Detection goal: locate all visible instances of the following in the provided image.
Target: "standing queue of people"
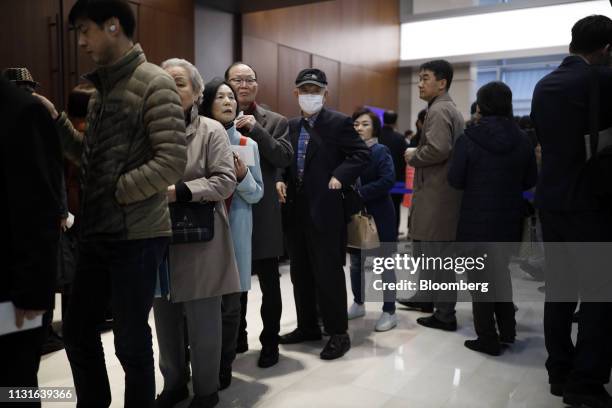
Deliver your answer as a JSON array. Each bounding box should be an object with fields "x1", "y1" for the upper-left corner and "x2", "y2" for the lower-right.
[{"x1": 2, "y1": 1, "x2": 612, "y2": 408}]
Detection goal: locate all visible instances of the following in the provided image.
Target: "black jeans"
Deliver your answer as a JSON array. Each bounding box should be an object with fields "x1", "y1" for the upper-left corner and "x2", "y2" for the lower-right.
[
  {"x1": 238, "y1": 258, "x2": 282, "y2": 348},
  {"x1": 540, "y1": 210, "x2": 612, "y2": 392},
  {"x1": 63, "y1": 238, "x2": 168, "y2": 408},
  {"x1": 0, "y1": 327, "x2": 45, "y2": 407}
]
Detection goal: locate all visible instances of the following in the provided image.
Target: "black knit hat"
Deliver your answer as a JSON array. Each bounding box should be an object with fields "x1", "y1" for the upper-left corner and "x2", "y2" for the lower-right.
[
  {"x1": 3, "y1": 67, "x2": 39, "y2": 90},
  {"x1": 476, "y1": 81, "x2": 513, "y2": 118}
]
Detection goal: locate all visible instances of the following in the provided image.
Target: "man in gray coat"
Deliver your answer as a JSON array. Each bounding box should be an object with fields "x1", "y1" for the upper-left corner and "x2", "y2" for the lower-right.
[
  {"x1": 403, "y1": 60, "x2": 464, "y2": 331},
  {"x1": 225, "y1": 62, "x2": 293, "y2": 368}
]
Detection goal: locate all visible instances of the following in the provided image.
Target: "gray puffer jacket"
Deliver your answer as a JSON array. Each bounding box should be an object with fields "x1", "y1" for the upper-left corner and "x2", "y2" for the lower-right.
[{"x1": 56, "y1": 44, "x2": 187, "y2": 241}]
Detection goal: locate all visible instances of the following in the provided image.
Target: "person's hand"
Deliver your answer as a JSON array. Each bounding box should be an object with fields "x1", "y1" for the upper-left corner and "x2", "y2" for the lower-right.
[
  {"x1": 234, "y1": 153, "x2": 248, "y2": 182},
  {"x1": 328, "y1": 176, "x2": 342, "y2": 190},
  {"x1": 14, "y1": 307, "x2": 45, "y2": 329},
  {"x1": 235, "y1": 115, "x2": 257, "y2": 133},
  {"x1": 404, "y1": 147, "x2": 417, "y2": 163},
  {"x1": 276, "y1": 182, "x2": 287, "y2": 203},
  {"x1": 167, "y1": 185, "x2": 177, "y2": 203},
  {"x1": 32, "y1": 93, "x2": 59, "y2": 120},
  {"x1": 60, "y1": 217, "x2": 68, "y2": 232}
]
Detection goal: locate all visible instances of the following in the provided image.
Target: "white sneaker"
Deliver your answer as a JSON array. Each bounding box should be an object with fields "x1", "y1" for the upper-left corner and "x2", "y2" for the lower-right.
[
  {"x1": 347, "y1": 302, "x2": 366, "y2": 320},
  {"x1": 375, "y1": 312, "x2": 398, "y2": 332}
]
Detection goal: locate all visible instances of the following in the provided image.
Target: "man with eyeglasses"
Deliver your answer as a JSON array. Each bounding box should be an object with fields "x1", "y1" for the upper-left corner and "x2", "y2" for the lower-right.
[{"x1": 224, "y1": 62, "x2": 293, "y2": 369}]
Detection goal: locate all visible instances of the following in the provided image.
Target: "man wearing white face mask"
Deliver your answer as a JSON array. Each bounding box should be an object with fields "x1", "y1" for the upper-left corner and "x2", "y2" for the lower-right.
[{"x1": 276, "y1": 68, "x2": 370, "y2": 360}]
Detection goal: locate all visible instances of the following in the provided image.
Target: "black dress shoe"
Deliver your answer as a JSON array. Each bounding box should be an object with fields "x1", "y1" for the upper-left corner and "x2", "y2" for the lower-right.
[
  {"x1": 258, "y1": 346, "x2": 279, "y2": 368},
  {"x1": 320, "y1": 334, "x2": 351, "y2": 360},
  {"x1": 550, "y1": 383, "x2": 565, "y2": 397},
  {"x1": 279, "y1": 328, "x2": 322, "y2": 344},
  {"x1": 464, "y1": 339, "x2": 502, "y2": 356},
  {"x1": 416, "y1": 315, "x2": 457, "y2": 331},
  {"x1": 156, "y1": 386, "x2": 189, "y2": 408},
  {"x1": 396, "y1": 301, "x2": 434, "y2": 313},
  {"x1": 219, "y1": 366, "x2": 232, "y2": 391},
  {"x1": 188, "y1": 392, "x2": 219, "y2": 408},
  {"x1": 563, "y1": 391, "x2": 612, "y2": 408}
]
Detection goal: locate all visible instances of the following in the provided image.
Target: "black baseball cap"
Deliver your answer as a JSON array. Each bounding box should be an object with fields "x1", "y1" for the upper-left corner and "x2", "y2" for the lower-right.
[{"x1": 295, "y1": 68, "x2": 327, "y2": 87}]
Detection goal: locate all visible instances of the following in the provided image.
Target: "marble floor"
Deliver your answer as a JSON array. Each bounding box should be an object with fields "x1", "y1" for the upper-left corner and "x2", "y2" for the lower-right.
[{"x1": 37, "y1": 209, "x2": 594, "y2": 408}]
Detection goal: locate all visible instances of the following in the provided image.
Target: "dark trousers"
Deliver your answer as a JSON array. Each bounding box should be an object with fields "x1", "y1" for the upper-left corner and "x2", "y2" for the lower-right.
[
  {"x1": 349, "y1": 252, "x2": 396, "y2": 313},
  {"x1": 239, "y1": 258, "x2": 282, "y2": 348},
  {"x1": 540, "y1": 210, "x2": 612, "y2": 392},
  {"x1": 411, "y1": 240, "x2": 457, "y2": 323},
  {"x1": 221, "y1": 292, "x2": 242, "y2": 371},
  {"x1": 469, "y1": 244, "x2": 515, "y2": 343},
  {"x1": 0, "y1": 327, "x2": 45, "y2": 407},
  {"x1": 391, "y1": 194, "x2": 402, "y2": 238},
  {"x1": 63, "y1": 238, "x2": 169, "y2": 408},
  {"x1": 287, "y1": 194, "x2": 347, "y2": 335}
]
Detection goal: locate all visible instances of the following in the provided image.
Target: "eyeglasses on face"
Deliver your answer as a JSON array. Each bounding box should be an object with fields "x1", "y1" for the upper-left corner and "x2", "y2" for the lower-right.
[{"x1": 229, "y1": 77, "x2": 257, "y2": 86}]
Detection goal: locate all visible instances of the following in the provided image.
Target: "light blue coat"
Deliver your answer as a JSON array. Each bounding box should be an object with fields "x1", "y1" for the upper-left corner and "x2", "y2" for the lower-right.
[{"x1": 227, "y1": 125, "x2": 264, "y2": 291}]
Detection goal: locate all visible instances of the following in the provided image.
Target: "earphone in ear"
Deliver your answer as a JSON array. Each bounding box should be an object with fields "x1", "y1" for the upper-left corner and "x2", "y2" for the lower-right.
[{"x1": 109, "y1": 24, "x2": 117, "y2": 32}]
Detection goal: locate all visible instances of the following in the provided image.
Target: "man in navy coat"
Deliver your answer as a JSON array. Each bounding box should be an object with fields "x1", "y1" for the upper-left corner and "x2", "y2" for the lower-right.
[
  {"x1": 531, "y1": 14, "x2": 612, "y2": 408},
  {"x1": 276, "y1": 69, "x2": 370, "y2": 360}
]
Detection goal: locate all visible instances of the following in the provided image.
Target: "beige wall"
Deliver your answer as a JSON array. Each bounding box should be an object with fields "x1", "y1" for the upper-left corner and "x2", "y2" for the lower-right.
[{"x1": 412, "y1": 0, "x2": 476, "y2": 14}]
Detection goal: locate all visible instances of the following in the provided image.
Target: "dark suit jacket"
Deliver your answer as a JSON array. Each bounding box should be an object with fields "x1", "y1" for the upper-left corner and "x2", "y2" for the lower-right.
[
  {"x1": 282, "y1": 108, "x2": 370, "y2": 234},
  {"x1": 531, "y1": 56, "x2": 612, "y2": 211},
  {"x1": 379, "y1": 125, "x2": 408, "y2": 182},
  {"x1": 243, "y1": 104, "x2": 293, "y2": 260},
  {"x1": 0, "y1": 78, "x2": 62, "y2": 309}
]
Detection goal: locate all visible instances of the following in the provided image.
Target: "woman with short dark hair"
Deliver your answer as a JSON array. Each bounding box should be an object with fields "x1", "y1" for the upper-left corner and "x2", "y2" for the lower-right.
[{"x1": 348, "y1": 108, "x2": 398, "y2": 332}]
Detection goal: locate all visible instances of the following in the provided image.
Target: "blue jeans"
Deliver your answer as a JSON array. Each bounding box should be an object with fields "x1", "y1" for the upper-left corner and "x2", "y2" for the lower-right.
[
  {"x1": 349, "y1": 252, "x2": 396, "y2": 314},
  {"x1": 63, "y1": 237, "x2": 169, "y2": 408}
]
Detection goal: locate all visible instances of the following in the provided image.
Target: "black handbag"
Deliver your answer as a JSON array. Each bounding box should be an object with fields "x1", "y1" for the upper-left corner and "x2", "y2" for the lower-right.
[{"x1": 169, "y1": 201, "x2": 215, "y2": 244}]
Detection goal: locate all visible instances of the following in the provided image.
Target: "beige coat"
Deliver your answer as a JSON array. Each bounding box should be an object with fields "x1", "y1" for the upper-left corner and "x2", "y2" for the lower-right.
[
  {"x1": 408, "y1": 93, "x2": 465, "y2": 241},
  {"x1": 168, "y1": 114, "x2": 240, "y2": 302}
]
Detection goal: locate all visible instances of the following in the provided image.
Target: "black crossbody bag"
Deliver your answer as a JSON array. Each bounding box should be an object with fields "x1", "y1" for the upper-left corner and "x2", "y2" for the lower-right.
[{"x1": 169, "y1": 201, "x2": 215, "y2": 244}]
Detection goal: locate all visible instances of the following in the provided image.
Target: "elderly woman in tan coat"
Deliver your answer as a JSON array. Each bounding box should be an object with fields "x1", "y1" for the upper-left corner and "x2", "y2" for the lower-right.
[{"x1": 153, "y1": 58, "x2": 240, "y2": 408}]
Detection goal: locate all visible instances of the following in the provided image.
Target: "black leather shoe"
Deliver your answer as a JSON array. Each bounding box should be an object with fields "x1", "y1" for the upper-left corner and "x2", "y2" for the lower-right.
[
  {"x1": 219, "y1": 366, "x2": 232, "y2": 391},
  {"x1": 258, "y1": 346, "x2": 279, "y2": 368},
  {"x1": 550, "y1": 383, "x2": 565, "y2": 397},
  {"x1": 156, "y1": 386, "x2": 189, "y2": 408},
  {"x1": 396, "y1": 301, "x2": 434, "y2": 313},
  {"x1": 279, "y1": 328, "x2": 322, "y2": 344},
  {"x1": 464, "y1": 339, "x2": 501, "y2": 356},
  {"x1": 563, "y1": 391, "x2": 612, "y2": 408},
  {"x1": 320, "y1": 334, "x2": 351, "y2": 360},
  {"x1": 416, "y1": 315, "x2": 457, "y2": 331},
  {"x1": 188, "y1": 392, "x2": 219, "y2": 408}
]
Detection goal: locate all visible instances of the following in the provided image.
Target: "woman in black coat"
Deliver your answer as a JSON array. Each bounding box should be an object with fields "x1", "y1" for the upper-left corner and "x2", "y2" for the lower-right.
[
  {"x1": 348, "y1": 108, "x2": 398, "y2": 332},
  {"x1": 448, "y1": 81, "x2": 537, "y2": 356}
]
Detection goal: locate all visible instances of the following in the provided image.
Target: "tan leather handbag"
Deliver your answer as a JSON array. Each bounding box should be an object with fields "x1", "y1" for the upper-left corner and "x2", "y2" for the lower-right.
[{"x1": 347, "y1": 210, "x2": 380, "y2": 249}]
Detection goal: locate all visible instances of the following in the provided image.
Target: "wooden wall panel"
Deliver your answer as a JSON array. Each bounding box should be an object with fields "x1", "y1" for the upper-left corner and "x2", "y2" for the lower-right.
[
  {"x1": 242, "y1": 0, "x2": 399, "y2": 113},
  {"x1": 277, "y1": 46, "x2": 311, "y2": 118},
  {"x1": 138, "y1": 4, "x2": 194, "y2": 65},
  {"x1": 0, "y1": 0, "x2": 63, "y2": 105},
  {"x1": 312, "y1": 55, "x2": 339, "y2": 111},
  {"x1": 242, "y1": 36, "x2": 279, "y2": 111}
]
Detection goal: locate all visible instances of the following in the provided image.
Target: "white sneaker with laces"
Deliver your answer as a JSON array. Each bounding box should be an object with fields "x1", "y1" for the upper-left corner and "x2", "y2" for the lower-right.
[
  {"x1": 375, "y1": 312, "x2": 398, "y2": 332},
  {"x1": 347, "y1": 302, "x2": 366, "y2": 320}
]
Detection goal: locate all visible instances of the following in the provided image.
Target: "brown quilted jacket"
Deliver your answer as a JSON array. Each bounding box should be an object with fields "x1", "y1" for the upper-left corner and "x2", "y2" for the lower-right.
[{"x1": 56, "y1": 44, "x2": 187, "y2": 241}]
